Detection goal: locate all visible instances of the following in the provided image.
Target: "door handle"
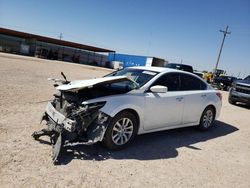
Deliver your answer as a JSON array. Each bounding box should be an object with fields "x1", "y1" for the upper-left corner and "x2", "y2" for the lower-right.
[
  {"x1": 176, "y1": 97, "x2": 183, "y2": 101},
  {"x1": 201, "y1": 94, "x2": 207, "y2": 98}
]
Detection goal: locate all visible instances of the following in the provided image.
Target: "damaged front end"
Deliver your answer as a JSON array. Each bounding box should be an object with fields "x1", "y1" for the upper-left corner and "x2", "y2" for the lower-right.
[
  {"x1": 32, "y1": 74, "x2": 136, "y2": 164},
  {"x1": 33, "y1": 97, "x2": 110, "y2": 163}
]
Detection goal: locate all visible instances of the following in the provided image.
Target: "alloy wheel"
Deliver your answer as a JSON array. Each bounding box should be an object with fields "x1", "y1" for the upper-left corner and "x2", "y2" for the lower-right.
[
  {"x1": 202, "y1": 109, "x2": 213, "y2": 128},
  {"x1": 111, "y1": 118, "x2": 134, "y2": 145}
]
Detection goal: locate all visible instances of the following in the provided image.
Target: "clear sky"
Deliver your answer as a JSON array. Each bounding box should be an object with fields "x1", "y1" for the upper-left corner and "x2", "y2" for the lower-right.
[{"x1": 1, "y1": 0, "x2": 249, "y2": 77}]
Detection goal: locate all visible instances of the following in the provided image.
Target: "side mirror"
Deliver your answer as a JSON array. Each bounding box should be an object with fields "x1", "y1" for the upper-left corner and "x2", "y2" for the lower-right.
[{"x1": 150, "y1": 85, "x2": 168, "y2": 93}]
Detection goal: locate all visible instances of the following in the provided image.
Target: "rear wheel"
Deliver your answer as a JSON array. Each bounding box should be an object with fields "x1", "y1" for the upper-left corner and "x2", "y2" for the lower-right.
[
  {"x1": 102, "y1": 111, "x2": 138, "y2": 150},
  {"x1": 199, "y1": 106, "x2": 215, "y2": 130}
]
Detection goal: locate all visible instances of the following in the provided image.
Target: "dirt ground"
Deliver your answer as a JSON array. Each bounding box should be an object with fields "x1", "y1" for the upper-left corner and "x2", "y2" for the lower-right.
[{"x1": 0, "y1": 52, "x2": 249, "y2": 188}]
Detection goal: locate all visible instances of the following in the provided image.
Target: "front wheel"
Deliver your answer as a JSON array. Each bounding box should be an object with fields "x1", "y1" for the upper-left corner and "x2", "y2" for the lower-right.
[
  {"x1": 199, "y1": 106, "x2": 215, "y2": 130},
  {"x1": 102, "y1": 111, "x2": 138, "y2": 150}
]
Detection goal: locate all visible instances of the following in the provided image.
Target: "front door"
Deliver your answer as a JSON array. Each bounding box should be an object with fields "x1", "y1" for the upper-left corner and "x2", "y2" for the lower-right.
[{"x1": 143, "y1": 73, "x2": 184, "y2": 131}]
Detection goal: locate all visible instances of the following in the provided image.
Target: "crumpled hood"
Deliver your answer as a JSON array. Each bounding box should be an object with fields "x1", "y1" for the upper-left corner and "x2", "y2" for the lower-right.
[{"x1": 57, "y1": 76, "x2": 129, "y2": 91}]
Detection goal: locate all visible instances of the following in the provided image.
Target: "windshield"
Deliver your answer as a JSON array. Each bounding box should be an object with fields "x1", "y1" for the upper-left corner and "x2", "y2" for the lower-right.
[
  {"x1": 165, "y1": 64, "x2": 179, "y2": 69},
  {"x1": 105, "y1": 68, "x2": 159, "y2": 87},
  {"x1": 244, "y1": 75, "x2": 250, "y2": 81}
]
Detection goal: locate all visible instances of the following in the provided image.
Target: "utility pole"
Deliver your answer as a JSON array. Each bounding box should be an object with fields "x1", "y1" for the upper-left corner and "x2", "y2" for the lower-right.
[
  {"x1": 58, "y1": 33, "x2": 63, "y2": 60},
  {"x1": 58, "y1": 33, "x2": 63, "y2": 40},
  {"x1": 214, "y1": 26, "x2": 231, "y2": 77}
]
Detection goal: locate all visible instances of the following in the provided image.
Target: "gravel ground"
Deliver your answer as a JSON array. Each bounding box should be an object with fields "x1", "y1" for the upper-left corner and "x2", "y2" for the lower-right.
[{"x1": 0, "y1": 52, "x2": 249, "y2": 188}]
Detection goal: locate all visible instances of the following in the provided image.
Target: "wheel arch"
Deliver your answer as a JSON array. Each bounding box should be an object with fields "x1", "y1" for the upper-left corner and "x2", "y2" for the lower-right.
[
  {"x1": 113, "y1": 108, "x2": 140, "y2": 134},
  {"x1": 203, "y1": 104, "x2": 216, "y2": 119}
]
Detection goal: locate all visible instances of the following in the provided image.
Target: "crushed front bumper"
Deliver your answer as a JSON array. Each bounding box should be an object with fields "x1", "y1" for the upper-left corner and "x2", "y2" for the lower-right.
[
  {"x1": 32, "y1": 102, "x2": 110, "y2": 164},
  {"x1": 45, "y1": 102, "x2": 76, "y2": 132}
]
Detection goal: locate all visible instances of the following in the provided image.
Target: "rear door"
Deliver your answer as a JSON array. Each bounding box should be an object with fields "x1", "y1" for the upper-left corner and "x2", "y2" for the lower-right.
[{"x1": 179, "y1": 73, "x2": 209, "y2": 124}]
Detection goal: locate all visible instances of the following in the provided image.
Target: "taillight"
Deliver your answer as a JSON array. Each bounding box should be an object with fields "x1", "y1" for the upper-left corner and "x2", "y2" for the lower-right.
[{"x1": 216, "y1": 92, "x2": 222, "y2": 101}]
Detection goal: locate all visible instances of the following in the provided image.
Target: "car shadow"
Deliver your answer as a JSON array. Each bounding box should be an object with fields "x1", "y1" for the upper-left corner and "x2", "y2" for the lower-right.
[{"x1": 57, "y1": 120, "x2": 238, "y2": 165}]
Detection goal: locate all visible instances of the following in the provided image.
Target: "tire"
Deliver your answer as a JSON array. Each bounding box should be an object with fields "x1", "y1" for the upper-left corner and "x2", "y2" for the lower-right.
[
  {"x1": 228, "y1": 96, "x2": 236, "y2": 105},
  {"x1": 102, "y1": 111, "x2": 138, "y2": 150},
  {"x1": 199, "y1": 106, "x2": 215, "y2": 130}
]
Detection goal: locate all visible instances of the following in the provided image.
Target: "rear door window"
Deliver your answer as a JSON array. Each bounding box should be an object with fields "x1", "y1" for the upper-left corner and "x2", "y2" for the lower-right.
[{"x1": 180, "y1": 74, "x2": 207, "y2": 91}]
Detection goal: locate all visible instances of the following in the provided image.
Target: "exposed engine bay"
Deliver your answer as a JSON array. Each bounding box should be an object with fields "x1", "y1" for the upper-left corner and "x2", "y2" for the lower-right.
[{"x1": 32, "y1": 72, "x2": 136, "y2": 164}]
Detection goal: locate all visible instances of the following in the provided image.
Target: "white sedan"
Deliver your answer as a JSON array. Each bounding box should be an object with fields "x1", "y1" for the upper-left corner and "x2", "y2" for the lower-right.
[
  {"x1": 33, "y1": 66, "x2": 222, "y2": 162},
  {"x1": 88, "y1": 66, "x2": 222, "y2": 148}
]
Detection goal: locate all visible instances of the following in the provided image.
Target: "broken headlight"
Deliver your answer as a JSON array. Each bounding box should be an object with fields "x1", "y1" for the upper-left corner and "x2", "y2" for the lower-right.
[
  {"x1": 82, "y1": 101, "x2": 109, "y2": 124},
  {"x1": 82, "y1": 101, "x2": 106, "y2": 110},
  {"x1": 97, "y1": 112, "x2": 109, "y2": 124}
]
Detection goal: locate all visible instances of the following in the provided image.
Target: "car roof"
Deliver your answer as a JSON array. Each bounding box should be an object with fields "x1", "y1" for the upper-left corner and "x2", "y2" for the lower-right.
[
  {"x1": 128, "y1": 66, "x2": 207, "y2": 83},
  {"x1": 167, "y1": 63, "x2": 192, "y2": 67},
  {"x1": 128, "y1": 66, "x2": 180, "y2": 73},
  {"x1": 128, "y1": 66, "x2": 192, "y2": 74}
]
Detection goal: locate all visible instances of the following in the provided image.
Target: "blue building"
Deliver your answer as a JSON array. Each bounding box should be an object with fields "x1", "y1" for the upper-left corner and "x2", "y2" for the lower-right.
[{"x1": 108, "y1": 53, "x2": 167, "y2": 69}]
